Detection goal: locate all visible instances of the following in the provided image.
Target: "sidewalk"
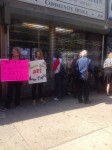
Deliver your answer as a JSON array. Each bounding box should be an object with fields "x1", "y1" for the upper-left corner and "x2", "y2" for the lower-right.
[{"x1": 0, "y1": 93, "x2": 112, "y2": 150}]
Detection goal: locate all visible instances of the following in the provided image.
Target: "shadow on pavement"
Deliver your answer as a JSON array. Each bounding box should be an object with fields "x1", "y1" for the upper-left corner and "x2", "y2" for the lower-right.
[{"x1": 0, "y1": 92, "x2": 112, "y2": 126}]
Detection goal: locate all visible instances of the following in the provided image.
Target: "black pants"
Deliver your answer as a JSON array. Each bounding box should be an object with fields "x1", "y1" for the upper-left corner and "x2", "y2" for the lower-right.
[
  {"x1": 77, "y1": 79, "x2": 90, "y2": 103},
  {"x1": 55, "y1": 73, "x2": 63, "y2": 99},
  {"x1": 32, "y1": 83, "x2": 43, "y2": 99},
  {"x1": 66, "y1": 74, "x2": 73, "y2": 94},
  {"x1": 5, "y1": 82, "x2": 22, "y2": 108},
  {"x1": 72, "y1": 77, "x2": 79, "y2": 97}
]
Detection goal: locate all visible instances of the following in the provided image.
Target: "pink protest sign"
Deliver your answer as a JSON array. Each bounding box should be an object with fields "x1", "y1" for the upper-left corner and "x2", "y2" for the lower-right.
[{"x1": 1, "y1": 60, "x2": 29, "y2": 82}]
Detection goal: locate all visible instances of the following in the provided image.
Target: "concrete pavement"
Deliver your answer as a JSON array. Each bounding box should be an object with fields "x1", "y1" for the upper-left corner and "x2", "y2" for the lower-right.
[{"x1": 0, "y1": 93, "x2": 112, "y2": 150}]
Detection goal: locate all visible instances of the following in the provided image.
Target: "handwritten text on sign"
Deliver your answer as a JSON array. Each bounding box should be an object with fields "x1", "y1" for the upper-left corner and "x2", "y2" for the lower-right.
[
  {"x1": 29, "y1": 60, "x2": 47, "y2": 84},
  {"x1": 1, "y1": 60, "x2": 29, "y2": 82}
]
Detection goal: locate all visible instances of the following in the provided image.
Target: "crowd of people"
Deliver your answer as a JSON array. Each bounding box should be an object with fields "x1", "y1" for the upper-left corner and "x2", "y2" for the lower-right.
[
  {"x1": 53, "y1": 50, "x2": 112, "y2": 103},
  {"x1": 1, "y1": 47, "x2": 112, "y2": 111},
  {"x1": 53, "y1": 50, "x2": 93, "y2": 104}
]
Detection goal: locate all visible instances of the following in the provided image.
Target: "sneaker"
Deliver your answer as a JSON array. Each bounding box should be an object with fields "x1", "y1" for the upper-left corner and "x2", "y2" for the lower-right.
[
  {"x1": 40, "y1": 99, "x2": 46, "y2": 103},
  {"x1": 1, "y1": 107, "x2": 7, "y2": 112},
  {"x1": 1, "y1": 105, "x2": 11, "y2": 111},
  {"x1": 54, "y1": 97, "x2": 60, "y2": 101},
  {"x1": 32, "y1": 100, "x2": 36, "y2": 105}
]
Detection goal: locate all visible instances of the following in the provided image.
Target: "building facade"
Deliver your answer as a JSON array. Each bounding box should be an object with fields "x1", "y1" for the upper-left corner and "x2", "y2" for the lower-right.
[{"x1": 0, "y1": 0, "x2": 111, "y2": 99}]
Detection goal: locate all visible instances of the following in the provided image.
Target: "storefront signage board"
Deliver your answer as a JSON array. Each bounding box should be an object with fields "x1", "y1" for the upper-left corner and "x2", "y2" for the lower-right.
[
  {"x1": 1, "y1": 60, "x2": 29, "y2": 82},
  {"x1": 18, "y1": 0, "x2": 105, "y2": 20},
  {"x1": 29, "y1": 60, "x2": 47, "y2": 84},
  {"x1": 108, "y1": 0, "x2": 112, "y2": 19}
]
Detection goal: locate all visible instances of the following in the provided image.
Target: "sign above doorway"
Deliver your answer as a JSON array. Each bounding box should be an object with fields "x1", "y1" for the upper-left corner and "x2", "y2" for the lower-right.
[{"x1": 18, "y1": 0, "x2": 105, "y2": 20}]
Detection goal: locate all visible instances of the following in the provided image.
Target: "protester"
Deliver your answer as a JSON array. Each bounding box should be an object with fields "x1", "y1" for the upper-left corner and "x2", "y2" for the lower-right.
[
  {"x1": 76, "y1": 50, "x2": 93, "y2": 104},
  {"x1": 3, "y1": 47, "x2": 23, "y2": 110},
  {"x1": 103, "y1": 52, "x2": 112, "y2": 96},
  {"x1": 32, "y1": 49, "x2": 46, "y2": 105},
  {"x1": 53, "y1": 51, "x2": 65, "y2": 101}
]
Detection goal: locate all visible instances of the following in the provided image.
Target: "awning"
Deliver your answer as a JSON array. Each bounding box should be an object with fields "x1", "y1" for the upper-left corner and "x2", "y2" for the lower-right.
[{"x1": 3, "y1": 1, "x2": 110, "y2": 34}]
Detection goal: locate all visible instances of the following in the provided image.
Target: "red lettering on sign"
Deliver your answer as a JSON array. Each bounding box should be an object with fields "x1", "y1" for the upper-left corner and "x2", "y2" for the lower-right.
[
  {"x1": 33, "y1": 69, "x2": 42, "y2": 74},
  {"x1": 33, "y1": 70, "x2": 36, "y2": 74}
]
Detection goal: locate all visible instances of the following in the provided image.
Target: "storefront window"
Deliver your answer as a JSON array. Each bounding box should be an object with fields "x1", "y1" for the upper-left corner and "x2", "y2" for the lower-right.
[
  {"x1": 56, "y1": 30, "x2": 84, "y2": 65},
  {"x1": 85, "y1": 33, "x2": 102, "y2": 66},
  {"x1": 9, "y1": 24, "x2": 102, "y2": 66},
  {"x1": 8, "y1": 24, "x2": 49, "y2": 60},
  {"x1": 106, "y1": 31, "x2": 112, "y2": 59},
  {"x1": 56, "y1": 29, "x2": 102, "y2": 66}
]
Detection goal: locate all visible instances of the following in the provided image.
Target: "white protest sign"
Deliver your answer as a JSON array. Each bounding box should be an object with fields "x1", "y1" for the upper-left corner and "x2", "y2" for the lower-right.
[{"x1": 29, "y1": 60, "x2": 47, "y2": 84}]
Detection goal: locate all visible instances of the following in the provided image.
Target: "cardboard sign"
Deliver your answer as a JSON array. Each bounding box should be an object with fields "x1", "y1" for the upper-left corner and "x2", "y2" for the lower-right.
[
  {"x1": 1, "y1": 60, "x2": 29, "y2": 82},
  {"x1": 29, "y1": 60, "x2": 47, "y2": 84}
]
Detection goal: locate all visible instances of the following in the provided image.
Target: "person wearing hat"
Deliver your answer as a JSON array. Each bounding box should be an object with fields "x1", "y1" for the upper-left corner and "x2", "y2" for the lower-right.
[{"x1": 76, "y1": 50, "x2": 93, "y2": 104}]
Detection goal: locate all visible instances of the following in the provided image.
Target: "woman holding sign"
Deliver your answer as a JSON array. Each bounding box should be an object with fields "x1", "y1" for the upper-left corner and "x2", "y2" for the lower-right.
[
  {"x1": 32, "y1": 49, "x2": 46, "y2": 105},
  {"x1": 2, "y1": 47, "x2": 23, "y2": 110}
]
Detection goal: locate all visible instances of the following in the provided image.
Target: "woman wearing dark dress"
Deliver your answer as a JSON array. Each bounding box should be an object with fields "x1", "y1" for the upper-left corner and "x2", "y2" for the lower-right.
[
  {"x1": 3, "y1": 47, "x2": 23, "y2": 110},
  {"x1": 32, "y1": 49, "x2": 46, "y2": 105},
  {"x1": 103, "y1": 52, "x2": 112, "y2": 96}
]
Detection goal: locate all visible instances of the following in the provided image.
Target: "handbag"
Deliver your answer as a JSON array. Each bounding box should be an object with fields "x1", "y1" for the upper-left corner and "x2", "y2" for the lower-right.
[
  {"x1": 82, "y1": 59, "x2": 89, "y2": 81},
  {"x1": 82, "y1": 70, "x2": 89, "y2": 81}
]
